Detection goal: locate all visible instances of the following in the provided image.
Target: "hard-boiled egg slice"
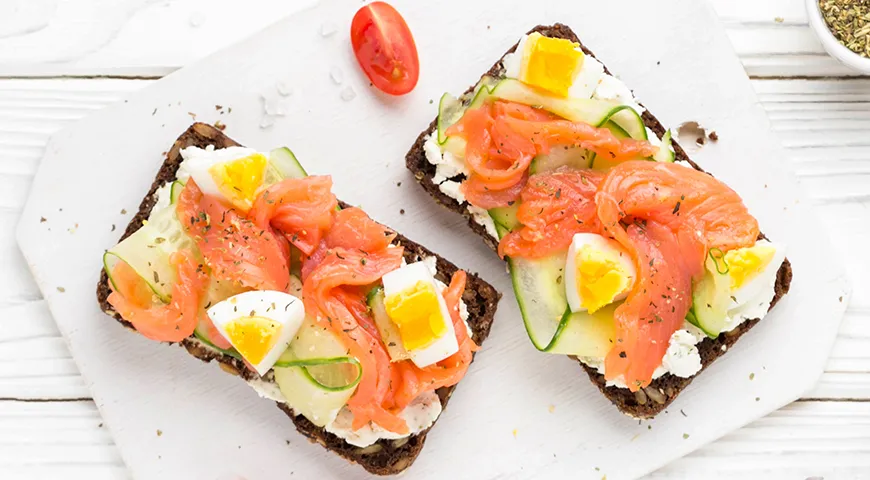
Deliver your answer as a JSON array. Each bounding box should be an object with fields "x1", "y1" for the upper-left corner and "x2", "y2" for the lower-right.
[
  {"x1": 207, "y1": 290, "x2": 305, "y2": 376},
  {"x1": 565, "y1": 233, "x2": 636, "y2": 313},
  {"x1": 381, "y1": 262, "x2": 458, "y2": 368},
  {"x1": 726, "y1": 241, "x2": 787, "y2": 313},
  {"x1": 179, "y1": 146, "x2": 269, "y2": 213},
  {"x1": 503, "y1": 33, "x2": 603, "y2": 100}
]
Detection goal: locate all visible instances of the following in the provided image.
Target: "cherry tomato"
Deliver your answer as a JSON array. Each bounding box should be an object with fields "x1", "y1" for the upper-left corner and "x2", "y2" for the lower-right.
[{"x1": 350, "y1": 2, "x2": 420, "y2": 96}]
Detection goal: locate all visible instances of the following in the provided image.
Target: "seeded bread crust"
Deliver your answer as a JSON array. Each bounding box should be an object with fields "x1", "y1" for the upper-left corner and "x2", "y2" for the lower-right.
[
  {"x1": 404, "y1": 24, "x2": 792, "y2": 419},
  {"x1": 96, "y1": 123, "x2": 501, "y2": 475}
]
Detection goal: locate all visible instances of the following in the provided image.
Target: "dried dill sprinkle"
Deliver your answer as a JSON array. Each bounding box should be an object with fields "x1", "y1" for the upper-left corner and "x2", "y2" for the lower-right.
[{"x1": 820, "y1": 0, "x2": 870, "y2": 57}]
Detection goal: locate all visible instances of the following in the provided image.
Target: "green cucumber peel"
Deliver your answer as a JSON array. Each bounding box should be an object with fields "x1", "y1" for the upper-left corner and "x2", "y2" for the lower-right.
[
  {"x1": 274, "y1": 355, "x2": 363, "y2": 392},
  {"x1": 269, "y1": 147, "x2": 307, "y2": 179},
  {"x1": 488, "y1": 205, "x2": 520, "y2": 232},
  {"x1": 193, "y1": 329, "x2": 362, "y2": 393},
  {"x1": 652, "y1": 130, "x2": 676, "y2": 163},
  {"x1": 170, "y1": 180, "x2": 186, "y2": 205},
  {"x1": 365, "y1": 286, "x2": 382, "y2": 306},
  {"x1": 597, "y1": 106, "x2": 647, "y2": 140},
  {"x1": 193, "y1": 328, "x2": 240, "y2": 358},
  {"x1": 102, "y1": 251, "x2": 171, "y2": 304},
  {"x1": 708, "y1": 248, "x2": 730, "y2": 275},
  {"x1": 467, "y1": 76, "x2": 499, "y2": 110},
  {"x1": 437, "y1": 77, "x2": 499, "y2": 145},
  {"x1": 684, "y1": 308, "x2": 717, "y2": 339},
  {"x1": 508, "y1": 255, "x2": 571, "y2": 353},
  {"x1": 437, "y1": 93, "x2": 464, "y2": 145}
]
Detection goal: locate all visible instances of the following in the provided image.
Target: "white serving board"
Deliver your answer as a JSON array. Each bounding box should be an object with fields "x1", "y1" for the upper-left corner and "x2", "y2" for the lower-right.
[{"x1": 16, "y1": 0, "x2": 850, "y2": 479}]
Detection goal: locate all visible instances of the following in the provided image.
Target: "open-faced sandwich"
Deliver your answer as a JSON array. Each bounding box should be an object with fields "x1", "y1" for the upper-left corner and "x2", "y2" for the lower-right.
[
  {"x1": 406, "y1": 24, "x2": 792, "y2": 418},
  {"x1": 96, "y1": 123, "x2": 499, "y2": 474}
]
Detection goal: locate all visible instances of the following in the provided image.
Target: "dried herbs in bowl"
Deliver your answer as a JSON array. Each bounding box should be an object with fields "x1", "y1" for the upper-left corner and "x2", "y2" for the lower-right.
[{"x1": 820, "y1": 0, "x2": 870, "y2": 58}]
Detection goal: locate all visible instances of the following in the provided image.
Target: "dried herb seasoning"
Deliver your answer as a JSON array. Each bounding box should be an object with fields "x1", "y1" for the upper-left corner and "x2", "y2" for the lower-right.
[{"x1": 820, "y1": 0, "x2": 870, "y2": 57}]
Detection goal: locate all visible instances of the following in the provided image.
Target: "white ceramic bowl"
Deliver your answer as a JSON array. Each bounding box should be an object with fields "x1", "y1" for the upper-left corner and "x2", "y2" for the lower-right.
[{"x1": 807, "y1": 0, "x2": 870, "y2": 73}]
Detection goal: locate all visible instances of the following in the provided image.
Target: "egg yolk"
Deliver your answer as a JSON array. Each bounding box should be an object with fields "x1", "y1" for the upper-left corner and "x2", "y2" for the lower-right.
[
  {"x1": 223, "y1": 316, "x2": 281, "y2": 365},
  {"x1": 208, "y1": 153, "x2": 268, "y2": 212},
  {"x1": 576, "y1": 245, "x2": 632, "y2": 313},
  {"x1": 520, "y1": 32, "x2": 584, "y2": 98},
  {"x1": 384, "y1": 281, "x2": 448, "y2": 351},
  {"x1": 724, "y1": 245, "x2": 776, "y2": 290}
]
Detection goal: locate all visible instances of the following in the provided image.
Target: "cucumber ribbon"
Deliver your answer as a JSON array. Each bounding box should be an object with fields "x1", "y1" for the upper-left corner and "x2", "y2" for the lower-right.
[{"x1": 193, "y1": 329, "x2": 362, "y2": 392}]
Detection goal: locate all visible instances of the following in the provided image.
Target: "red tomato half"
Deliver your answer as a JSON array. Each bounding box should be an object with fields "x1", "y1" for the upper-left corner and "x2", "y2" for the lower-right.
[{"x1": 350, "y1": 2, "x2": 419, "y2": 96}]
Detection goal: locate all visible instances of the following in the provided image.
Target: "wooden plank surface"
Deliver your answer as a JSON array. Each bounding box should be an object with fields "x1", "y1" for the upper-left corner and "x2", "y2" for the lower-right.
[{"x1": 1, "y1": 0, "x2": 868, "y2": 477}]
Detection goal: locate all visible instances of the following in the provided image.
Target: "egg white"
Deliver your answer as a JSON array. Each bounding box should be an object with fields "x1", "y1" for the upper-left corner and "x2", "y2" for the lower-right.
[
  {"x1": 207, "y1": 290, "x2": 305, "y2": 376},
  {"x1": 565, "y1": 233, "x2": 636, "y2": 313},
  {"x1": 721, "y1": 241, "x2": 787, "y2": 332},
  {"x1": 178, "y1": 145, "x2": 259, "y2": 199},
  {"x1": 381, "y1": 262, "x2": 459, "y2": 368}
]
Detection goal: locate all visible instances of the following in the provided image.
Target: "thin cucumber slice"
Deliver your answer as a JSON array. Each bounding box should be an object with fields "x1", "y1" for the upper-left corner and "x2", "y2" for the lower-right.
[
  {"x1": 437, "y1": 77, "x2": 498, "y2": 147},
  {"x1": 103, "y1": 204, "x2": 196, "y2": 303},
  {"x1": 605, "y1": 107, "x2": 647, "y2": 141},
  {"x1": 273, "y1": 360, "x2": 357, "y2": 427},
  {"x1": 269, "y1": 147, "x2": 307, "y2": 179},
  {"x1": 283, "y1": 317, "x2": 360, "y2": 391},
  {"x1": 274, "y1": 354, "x2": 362, "y2": 392},
  {"x1": 653, "y1": 130, "x2": 676, "y2": 163},
  {"x1": 367, "y1": 287, "x2": 411, "y2": 362},
  {"x1": 604, "y1": 120, "x2": 631, "y2": 139},
  {"x1": 488, "y1": 79, "x2": 625, "y2": 127},
  {"x1": 192, "y1": 278, "x2": 248, "y2": 351},
  {"x1": 488, "y1": 205, "x2": 520, "y2": 231},
  {"x1": 488, "y1": 78, "x2": 647, "y2": 140},
  {"x1": 442, "y1": 136, "x2": 467, "y2": 159},
  {"x1": 193, "y1": 328, "x2": 240, "y2": 358},
  {"x1": 273, "y1": 318, "x2": 361, "y2": 426},
  {"x1": 529, "y1": 146, "x2": 591, "y2": 174},
  {"x1": 170, "y1": 180, "x2": 185, "y2": 204},
  {"x1": 467, "y1": 76, "x2": 499, "y2": 110},
  {"x1": 494, "y1": 222, "x2": 510, "y2": 241},
  {"x1": 507, "y1": 251, "x2": 616, "y2": 356},
  {"x1": 691, "y1": 249, "x2": 732, "y2": 338},
  {"x1": 437, "y1": 93, "x2": 465, "y2": 144}
]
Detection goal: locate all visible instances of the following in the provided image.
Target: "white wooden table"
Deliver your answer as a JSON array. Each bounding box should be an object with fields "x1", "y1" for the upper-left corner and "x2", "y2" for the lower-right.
[{"x1": 1, "y1": 0, "x2": 868, "y2": 478}]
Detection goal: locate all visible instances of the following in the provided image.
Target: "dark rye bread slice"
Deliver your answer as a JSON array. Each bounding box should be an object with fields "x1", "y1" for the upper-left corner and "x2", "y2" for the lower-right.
[
  {"x1": 405, "y1": 24, "x2": 792, "y2": 419},
  {"x1": 96, "y1": 123, "x2": 500, "y2": 474}
]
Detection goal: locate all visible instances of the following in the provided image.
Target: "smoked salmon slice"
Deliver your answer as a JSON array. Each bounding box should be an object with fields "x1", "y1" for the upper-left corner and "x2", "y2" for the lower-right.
[
  {"x1": 325, "y1": 207, "x2": 396, "y2": 252},
  {"x1": 249, "y1": 176, "x2": 339, "y2": 256},
  {"x1": 107, "y1": 249, "x2": 208, "y2": 342},
  {"x1": 446, "y1": 100, "x2": 658, "y2": 208},
  {"x1": 595, "y1": 161, "x2": 759, "y2": 390},
  {"x1": 302, "y1": 207, "x2": 477, "y2": 434},
  {"x1": 601, "y1": 221, "x2": 701, "y2": 390},
  {"x1": 177, "y1": 181, "x2": 291, "y2": 292},
  {"x1": 303, "y1": 246, "x2": 409, "y2": 433},
  {"x1": 596, "y1": 161, "x2": 760, "y2": 254},
  {"x1": 499, "y1": 168, "x2": 604, "y2": 259}
]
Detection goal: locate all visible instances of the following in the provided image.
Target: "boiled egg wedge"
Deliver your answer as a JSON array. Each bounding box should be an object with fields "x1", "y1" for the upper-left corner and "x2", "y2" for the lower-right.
[
  {"x1": 207, "y1": 290, "x2": 305, "y2": 376},
  {"x1": 502, "y1": 32, "x2": 605, "y2": 99},
  {"x1": 180, "y1": 146, "x2": 274, "y2": 213},
  {"x1": 381, "y1": 262, "x2": 459, "y2": 368},
  {"x1": 723, "y1": 241, "x2": 787, "y2": 324},
  {"x1": 565, "y1": 233, "x2": 637, "y2": 314}
]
